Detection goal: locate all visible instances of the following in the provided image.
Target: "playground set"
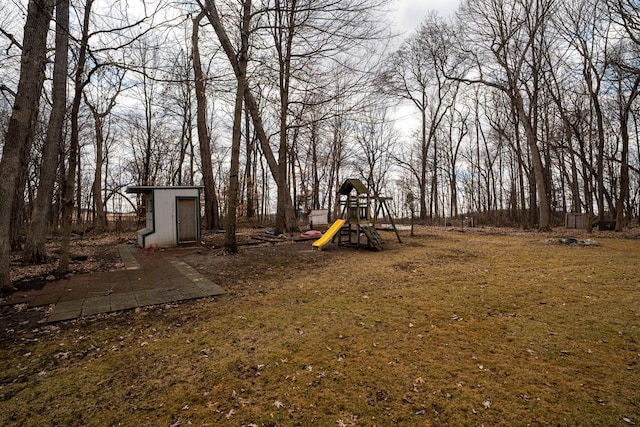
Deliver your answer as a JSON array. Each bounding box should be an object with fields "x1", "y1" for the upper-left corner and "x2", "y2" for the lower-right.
[{"x1": 312, "y1": 179, "x2": 401, "y2": 251}]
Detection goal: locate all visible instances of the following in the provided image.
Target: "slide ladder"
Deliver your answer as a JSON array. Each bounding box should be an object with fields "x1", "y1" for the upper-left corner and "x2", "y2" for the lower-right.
[{"x1": 360, "y1": 225, "x2": 385, "y2": 251}]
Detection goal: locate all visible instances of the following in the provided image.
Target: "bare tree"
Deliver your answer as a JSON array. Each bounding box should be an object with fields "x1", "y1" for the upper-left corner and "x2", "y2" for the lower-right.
[
  {"x1": 608, "y1": 0, "x2": 640, "y2": 229},
  {"x1": 380, "y1": 12, "x2": 460, "y2": 220},
  {"x1": 58, "y1": 0, "x2": 94, "y2": 273},
  {"x1": 555, "y1": 0, "x2": 611, "y2": 224},
  {"x1": 200, "y1": 0, "x2": 291, "y2": 236},
  {"x1": 59, "y1": 0, "x2": 153, "y2": 268},
  {"x1": 192, "y1": 12, "x2": 221, "y2": 230},
  {"x1": 0, "y1": 0, "x2": 53, "y2": 289},
  {"x1": 243, "y1": 104, "x2": 257, "y2": 219},
  {"x1": 608, "y1": 0, "x2": 640, "y2": 48},
  {"x1": 441, "y1": 101, "x2": 470, "y2": 219},
  {"x1": 456, "y1": 0, "x2": 555, "y2": 230},
  {"x1": 379, "y1": 27, "x2": 434, "y2": 220},
  {"x1": 609, "y1": 45, "x2": 640, "y2": 230},
  {"x1": 22, "y1": 0, "x2": 68, "y2": 263},
  {"x1": 202, "y1": 0, "x2": 387, "y2": 235},
  {"x1": 352, "y1": 101, "x2": 397, "y2": 197},
  {"x1": 225, "y1": 0, "x2": 251, "y2": 252},
  {"x1": 83, "y1": 67, "x2": 124, "y2": 231}
]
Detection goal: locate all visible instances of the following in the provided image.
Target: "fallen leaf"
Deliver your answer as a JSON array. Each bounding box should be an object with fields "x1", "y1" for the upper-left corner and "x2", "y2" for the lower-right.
[{"x1": 274, "y1": 400, "x2": 284, "y2": 409}]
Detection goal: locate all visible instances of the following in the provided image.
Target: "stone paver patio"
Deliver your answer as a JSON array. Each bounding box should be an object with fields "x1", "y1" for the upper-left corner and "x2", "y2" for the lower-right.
[{"x1": 1, "y1": 245, "x2": 225, "y2": 323}]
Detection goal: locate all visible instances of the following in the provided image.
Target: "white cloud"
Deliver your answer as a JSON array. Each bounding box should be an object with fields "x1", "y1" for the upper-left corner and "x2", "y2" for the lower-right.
[{"x1": 393, "y1": 0, "x2": 461, "y2": 35}]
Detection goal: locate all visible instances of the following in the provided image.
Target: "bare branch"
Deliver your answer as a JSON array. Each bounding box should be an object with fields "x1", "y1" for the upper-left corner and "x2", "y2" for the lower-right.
[
  {"x1": 0, "y1": 83, "x2": 17, "y2": 98},
  {"x1": 0, "y1": 27, "x2": 23, "y2": 52}
]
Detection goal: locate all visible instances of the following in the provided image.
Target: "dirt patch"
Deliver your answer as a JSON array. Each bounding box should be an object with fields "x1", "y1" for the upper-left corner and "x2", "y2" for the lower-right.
[
  {"x1": 182, "y1": 239, "x2": 336, "y2": 299},
  {"x1": 1, "y1": 232, "x2": 133, "y2": 335},
  {"x1": 7, "y1": 232, "x2": 130, "y2": 289}
]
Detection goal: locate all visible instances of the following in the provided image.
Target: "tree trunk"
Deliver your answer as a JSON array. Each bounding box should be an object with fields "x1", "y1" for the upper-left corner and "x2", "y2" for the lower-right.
[
  {"x1": 245, "y1": 105, "x2": 255, "y2": 219},
  {"x1": 275, "y1": 94, "x2": 289, "y2": 233},
  {"x1": 142, "y1": 64, "x2": 154, "y2": 186},
  {"x1": 224, "y1": 0, "x2": 251, "y2": 253},
  {"x1": 514, "y1": 93, "x2": 551, "y2": 231},
  {"x1": 615, "y1": 113, "x2": 629, "y2": 232},
  {"x1": 431, "y1": 135, "x2": 438, "y2": 220},
  {"x1": 419, "y1": 107, "x2": 428, "y2": 220},
  {"x1": 569, "y1": 139, "x2": 581, "y2": 213},
  {"x1": 10, "y1": 168, "x2": 28, "y2": 250},
  {"x1": 23, "y1": 0, "x2": 69, "y2": 264},
  {"x1": 591, "y1": 87, "x2": 606, "y2": 222},
  {"x1": 203, "y1": 0, "x2": 298, "y2": 233},
  {"x1": 58, "y1": 0, "x2": 93, "y2": 273},
  {"x1": 84, "y1": 76, "x2": 122, "y2": 231},
  {"x1": 192, "y1": 11, "x2": 220, "y2": 230},
  {"x1": 311, "y1": 120, "x2": 320, "y2": 210},
  {"x1": 0, "y1": 0, "x2": 53, "y2": 289},
  {"x1": 91, "y1": 113, "x2": 107, "y2": 231},
  {"x1": 615, "y1": 76, "x2": 640, "y2": 231},
  {"x1": 75, "y1": 144, "x2": 83, "y2": 224},
  {"x1": 273, "y1": 0, "x2": 298, "y2": 235}
]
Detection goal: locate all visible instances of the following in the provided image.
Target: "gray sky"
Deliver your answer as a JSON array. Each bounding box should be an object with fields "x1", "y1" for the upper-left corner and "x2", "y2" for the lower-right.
[
  {"x1": 388, "y1": 1, "x2": 463, "y2": 138},
  {"x1": 393, "y1": 0, "x2": 462, "y2": 34}
]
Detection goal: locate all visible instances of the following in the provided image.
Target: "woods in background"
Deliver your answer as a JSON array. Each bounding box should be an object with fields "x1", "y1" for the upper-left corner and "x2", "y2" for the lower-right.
[{"x1": 0, "y1": 0, "x2": 639, "y2": 288}]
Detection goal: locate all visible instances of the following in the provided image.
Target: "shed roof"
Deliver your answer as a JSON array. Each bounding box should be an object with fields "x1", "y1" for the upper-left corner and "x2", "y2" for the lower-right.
[
  {"x1": 126, "y1": 185, "x2": 203, "y2": 194},
  {"x1": 338, "y1": 179, "x2": 369, "y2": 195}
]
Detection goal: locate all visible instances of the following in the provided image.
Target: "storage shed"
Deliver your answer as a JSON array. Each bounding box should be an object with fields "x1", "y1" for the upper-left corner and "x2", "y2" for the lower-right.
[
  {"x1": 126, "y1": 186, "x2": 202, "y2": 248},
  {"x1": 309, "y1": 209, "x2": 329, "y2": 230},
  {"x1": 566, "y1": 212, "x2": 591, "y2": 230}
]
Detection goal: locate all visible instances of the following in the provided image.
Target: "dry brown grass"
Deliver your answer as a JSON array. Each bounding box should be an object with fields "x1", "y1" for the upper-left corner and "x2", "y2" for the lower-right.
[{"x1": 1, "y1": 227, "x2": 639, "y2": 426}]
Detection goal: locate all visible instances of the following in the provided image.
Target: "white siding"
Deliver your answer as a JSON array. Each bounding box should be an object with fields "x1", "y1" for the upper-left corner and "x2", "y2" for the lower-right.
[{"x1": 138, "y1": 188, "x2": 200, "y2": 248}]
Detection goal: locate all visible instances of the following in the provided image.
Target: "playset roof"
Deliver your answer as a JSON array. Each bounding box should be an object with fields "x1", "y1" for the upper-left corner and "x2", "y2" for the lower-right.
[{"x1": 338, "y1": 179, "x2": 369, "y2": 195}]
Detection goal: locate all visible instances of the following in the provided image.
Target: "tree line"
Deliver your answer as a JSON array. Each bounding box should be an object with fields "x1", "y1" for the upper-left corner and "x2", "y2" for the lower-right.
[{"x1": 0, "y1": 0, "x2": 638, "y2": 289}]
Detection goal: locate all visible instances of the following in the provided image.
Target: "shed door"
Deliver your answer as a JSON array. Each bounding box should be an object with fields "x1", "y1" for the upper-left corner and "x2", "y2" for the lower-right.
[{"x1": 177, "y1": 198, "x2": 197, "y2": 243}]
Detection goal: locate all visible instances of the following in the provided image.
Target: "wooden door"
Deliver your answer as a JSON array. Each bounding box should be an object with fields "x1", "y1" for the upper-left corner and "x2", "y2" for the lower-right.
[{"x1": 177, "y1": 198, "x2": 197, "y2": 243}]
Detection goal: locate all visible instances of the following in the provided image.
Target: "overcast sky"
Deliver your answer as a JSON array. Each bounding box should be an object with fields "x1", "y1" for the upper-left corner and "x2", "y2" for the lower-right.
[{"x1": 393, "y1": 0, "x2": 462, "y2": 35}]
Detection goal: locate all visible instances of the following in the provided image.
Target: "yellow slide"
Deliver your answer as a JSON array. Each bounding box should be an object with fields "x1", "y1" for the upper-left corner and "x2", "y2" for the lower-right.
[{"x1": 312, "y1": 219, "x2": 346, "y2": 250}]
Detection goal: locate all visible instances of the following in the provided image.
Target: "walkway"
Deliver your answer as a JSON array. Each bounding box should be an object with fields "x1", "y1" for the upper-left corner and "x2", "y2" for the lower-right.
[{"x1": 1, "y1": 245, "x2": 225, "y2": 323}]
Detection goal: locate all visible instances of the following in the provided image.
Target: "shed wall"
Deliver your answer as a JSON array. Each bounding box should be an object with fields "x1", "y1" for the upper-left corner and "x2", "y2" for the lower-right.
[{"x1": 142, "y1": 188, "x2": 200, "y2": 248}]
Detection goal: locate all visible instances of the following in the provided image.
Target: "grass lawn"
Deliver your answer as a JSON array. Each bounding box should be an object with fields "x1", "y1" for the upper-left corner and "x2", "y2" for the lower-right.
[{"x1": 1, "y1": 227, "x2": 639, "y2": 426}]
